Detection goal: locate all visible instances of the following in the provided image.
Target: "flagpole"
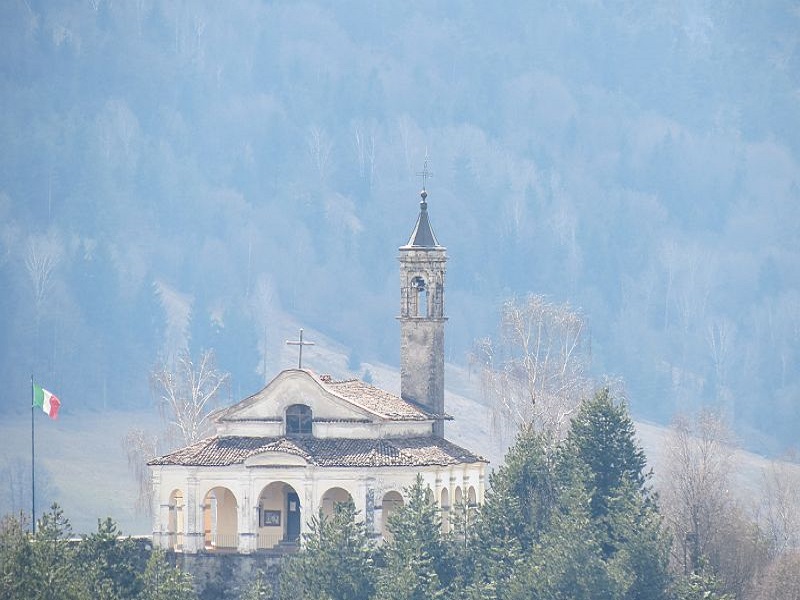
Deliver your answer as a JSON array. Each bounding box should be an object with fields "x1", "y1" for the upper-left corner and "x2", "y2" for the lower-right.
[{"x1": 31, "y1": 375, "x2": 35, "y2": 535}]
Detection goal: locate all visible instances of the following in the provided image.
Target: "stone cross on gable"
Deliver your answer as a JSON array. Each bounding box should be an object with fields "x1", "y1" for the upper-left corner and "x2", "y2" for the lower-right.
[{"x1": 286, "y1": 328, "x2": 315, "y2": 369}]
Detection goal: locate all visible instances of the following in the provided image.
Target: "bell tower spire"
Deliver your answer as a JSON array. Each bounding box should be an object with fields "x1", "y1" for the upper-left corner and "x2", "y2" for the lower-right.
[{"x1": 399, "y1": 181, "x2": 447, "y2": 437}]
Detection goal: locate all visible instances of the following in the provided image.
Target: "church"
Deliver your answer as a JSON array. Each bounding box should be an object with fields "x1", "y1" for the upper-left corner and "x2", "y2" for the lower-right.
[{"x1": 148, "y1": 187, "x2": 488, "y2": 554}]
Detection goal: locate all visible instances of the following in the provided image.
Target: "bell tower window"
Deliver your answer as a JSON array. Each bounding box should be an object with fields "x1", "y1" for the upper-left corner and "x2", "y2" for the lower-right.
[
  {"x1": 285, "y1": 404, "x2": 312, "y2": 436},
  {"x1": 411, "y1": 276, "x2": 427, "y2": 317}
]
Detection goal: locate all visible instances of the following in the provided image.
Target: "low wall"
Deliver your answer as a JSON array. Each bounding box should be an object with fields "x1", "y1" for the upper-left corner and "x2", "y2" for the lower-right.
[{"x1": 172, "y1": 552, "x2": 284, "y2": 600}]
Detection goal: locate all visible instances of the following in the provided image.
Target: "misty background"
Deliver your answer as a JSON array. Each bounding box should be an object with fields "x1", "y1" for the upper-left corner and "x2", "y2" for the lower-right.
[{"x1": 1, "y1": 0, "x2": 798, "y2": 454}]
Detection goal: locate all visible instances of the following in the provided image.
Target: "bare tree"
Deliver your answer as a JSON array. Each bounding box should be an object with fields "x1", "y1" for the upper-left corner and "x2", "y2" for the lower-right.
[
  {"x1": 152, "y1": 349, "x2": 229, "y2": 447},
  {"x1": 759, "y1": 452, "x2": 800, "y2": 556},
  {"x1": 307, "y1": 126, "x2": 334, "y2": 184},
  {"x1": 25, "y1": 231, "x2": 62, "y2": 313},
  {"x1": 122, "y1": 429, "x2": 158, "y2": 516},
  {"x1": 707, "y1": 318, "x2": 737, "y2": 416},
  {"x1": 753, "y1": 550, "x2": 800, "y2": 600},
  {"x1": 124, "y1": 349, "x2": 229, "y2": 516},
  {"x1": 353, "y1": 121, "x2": 377, "y2": 191},
  {"x1": 660, "y1": 410, "x2": 736, "y2": 574},
  {"x1": 472, "y1": 294, "x2": 592, "y2": 444}
]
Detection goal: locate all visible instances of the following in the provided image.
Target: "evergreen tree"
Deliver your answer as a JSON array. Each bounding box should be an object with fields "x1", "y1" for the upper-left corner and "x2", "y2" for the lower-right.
[
  {"x1": 566, "y1": 389, "x2": 648, "y2": 525},
  {"x1": 139, "y1": 547, "x2": 197, "y2": 600},
  {"x1": 565, "y1": 389, "x2": 671, "y2": 600},
  {"x1": 279, "y1": 499, "x2": 375, "y2": 600},
  {"x1": 240, "y1": 569, "x2": 273, "y2": 600},
  {"x1": 375, "y1": 474, "x2": 447, "y2": 600},
  {"x1": 77, "y1": 518, "x2": 145, "y2": 600},
  {"x1": 28, "y1": 504, "x2": 89, "y2": 600},
  {"x1": 504, "y1": 471, "x2": 630, "y2": 600},
  {"x1": 469, "y1": 427, "x2": 558, "y2": 597},
  {"x1": 0, "y1": 513, "x2": 35, "y2": 600},
  {"x1": 443, "y1": 499, "x2": 481, "y2": 599},
  {"x1": 671, "y1": 561, "x2": 734, "y2": 600}
]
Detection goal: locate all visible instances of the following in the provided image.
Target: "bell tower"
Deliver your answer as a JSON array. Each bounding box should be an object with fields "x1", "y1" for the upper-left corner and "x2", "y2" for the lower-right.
[{"x1": 399, "y1": 187, "x2": 447, "y2": 437}]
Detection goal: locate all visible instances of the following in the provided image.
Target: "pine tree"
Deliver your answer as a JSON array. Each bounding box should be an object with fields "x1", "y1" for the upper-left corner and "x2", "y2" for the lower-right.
[
  {"x1": 0, "y1": 513, "x2": 35, "y2": 600},
  {"x1": 375, "y1": 474, "x2": 447, "y2": 600},
  {"x1": 468, "y1": 427, "x2": 561, "y2": 598},
  {"x1": 140, "y1": 547, "x2": 197, "y2": 600},
  {"x1": 279, "y1": 499, "x2": 375, "y2": 600},
  {"x1": 77, "y1": 518, "x2": 145, "y2": 600},
  {"x1": 29, "y1": 504, "x2": 88, "y2": 600},
  {"x1": 240, "y1": 569, "x2": 273, "y2": 600},
  {"x1": 565, "y1": 389, "x2": 671, "y2": 600}
]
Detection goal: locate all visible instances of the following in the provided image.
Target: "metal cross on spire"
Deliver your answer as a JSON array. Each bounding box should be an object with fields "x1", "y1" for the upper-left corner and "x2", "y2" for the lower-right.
[
  {"x1": 415, "y1": 153, "x2": 434, "y2": 192},
  {"x1": 286, "y1": 328, "x2": 315, "y2": 369}
]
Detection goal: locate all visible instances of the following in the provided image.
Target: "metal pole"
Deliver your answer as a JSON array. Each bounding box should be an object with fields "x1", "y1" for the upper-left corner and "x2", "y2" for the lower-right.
[{"x1": 31, "y1": 375, "x2": 35, "y2": 534}]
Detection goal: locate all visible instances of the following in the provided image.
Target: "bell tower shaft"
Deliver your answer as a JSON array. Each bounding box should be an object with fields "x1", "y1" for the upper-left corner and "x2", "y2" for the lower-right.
[{"x1": 398, "y1": 191, "x2": 447, "y2": 437}]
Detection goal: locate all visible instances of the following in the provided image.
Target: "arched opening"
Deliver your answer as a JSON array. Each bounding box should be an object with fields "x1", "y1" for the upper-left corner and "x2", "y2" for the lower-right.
[
  {"x1": 257, "y1": 481, "x2": 301, "y2": 550},
  {"x1": 202, "y1": 487, "x2": 238, "y2": 550},
  {"x1": 468, "y1": 485, "x2": 478, "y2": 522},
  {"x1": 168, "y1": 489, "x2": 184, "y2": 551},
  {"x1": 411, "y1": 276, "x2": 427, "y2": 317},
  {"x1": 320, "y1": 487, "x2": 353, "y2": 519},
  {"x1": 381, "y1": 490, "x2": 404, "y2": 540},
  {"x1": 285, "y1": 404, "x2": 313, "y2": 436},
  {"x1": 440, "y1": 487, "x2": 450, "y2": 534},
  {"x1": 454, "y1": 486, "x2": 463, "y2": 507}
]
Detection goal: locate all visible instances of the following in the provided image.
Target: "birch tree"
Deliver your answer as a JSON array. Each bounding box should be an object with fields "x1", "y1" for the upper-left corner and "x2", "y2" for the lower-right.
[
  {"x1": 660, "y1": 410, "x2": 736, "y2": 573},
  {"x1": 473, "y1": 294, "x2": 592, "y2": 444},
  {"x1": 25, "y1": 231, "x2": 62, "y2": 314},
  {"x1": 759, "y1": 453, "x2": 800, "y2": 556},
  {"x1": 152, "y1": 349, "x2": 229, "y2": 446}
]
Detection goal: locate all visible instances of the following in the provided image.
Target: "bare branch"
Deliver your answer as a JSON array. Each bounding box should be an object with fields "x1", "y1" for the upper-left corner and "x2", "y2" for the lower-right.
[
  {"x1": 151, "y1": 349, "x2": 229, "y2": 446},
  {"x1": 475, "y1": 294, "x2": 592, "y2": 446}
]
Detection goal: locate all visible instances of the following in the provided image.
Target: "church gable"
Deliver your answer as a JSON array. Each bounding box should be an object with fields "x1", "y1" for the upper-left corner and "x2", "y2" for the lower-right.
[
  {"x1": 213, "y1": 369, "x2": 437, "y2": 438},
  {"x1": 217, "y1": 369, "x2": 378, "y2": 424}
]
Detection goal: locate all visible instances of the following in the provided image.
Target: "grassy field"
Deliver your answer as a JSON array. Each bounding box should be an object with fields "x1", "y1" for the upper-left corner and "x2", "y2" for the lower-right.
[{"x1": 0, "y1": 408, "x2": 159, "y2": 534}]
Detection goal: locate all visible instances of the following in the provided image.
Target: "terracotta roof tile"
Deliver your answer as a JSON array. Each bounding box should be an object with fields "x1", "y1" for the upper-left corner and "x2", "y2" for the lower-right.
[
  {"x1": 148, "y1": 436, "x2": 485, "y2": 468},
  {"x1": 322, "y1": 378, "x2": 449, "y2": 421}
]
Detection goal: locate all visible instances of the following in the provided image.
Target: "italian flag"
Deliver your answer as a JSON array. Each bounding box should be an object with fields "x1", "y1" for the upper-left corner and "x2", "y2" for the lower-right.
[{"x1": 33, "y1": 383, "x2": 61, "y2": 419}]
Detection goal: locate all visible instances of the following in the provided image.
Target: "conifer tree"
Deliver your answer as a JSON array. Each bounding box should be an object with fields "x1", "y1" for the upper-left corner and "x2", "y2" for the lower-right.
[
  {"x1": 469, "y1": 427, "x2": 560, "y2": 597},
  {"x1": 375, "y1": 474, "x2": 447, "y2": 600},
  {"x1": 77, "y1": 518, "x2": 145, "y2": 600},
  {"x1": 565, "y1": 389, "x2": 671, "y2": 600},
  {"x1": 240, "y1": 569, "x2": 273, "y2": 600},
  {"x1": 140, "y1": 547, "x2": 197, "y2": 600},
  {"x1": 28, "y1": 504, "x2": 88, "y2": 600},
  {"x1": 279, "y1": 499, "x2": 374, "y2": 600},
  {"x1": 0, "y1": 513, "x2": 35, "y2": 600}
]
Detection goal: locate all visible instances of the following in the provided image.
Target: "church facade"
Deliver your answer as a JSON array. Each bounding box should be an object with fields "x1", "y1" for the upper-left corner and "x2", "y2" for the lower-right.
[{"x1": 148, "y1": 189, "x2": 487, "y2": 554}]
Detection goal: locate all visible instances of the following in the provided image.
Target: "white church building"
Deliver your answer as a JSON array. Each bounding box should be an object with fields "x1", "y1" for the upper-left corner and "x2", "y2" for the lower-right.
[{"x1": 148, "y1": 187, "x2": 488, "y2": 554}]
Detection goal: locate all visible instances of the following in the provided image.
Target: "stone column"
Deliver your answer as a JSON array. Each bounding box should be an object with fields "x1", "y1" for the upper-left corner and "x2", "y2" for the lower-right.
[
  {"x1": 150, "y1": 471, "x2": 163, "y2": 547},
  {"x1": 238, "y1": 484, "x2": 256, "y2": 554},
  {"x1": 183, "y1": 475, "x2": 203, "y2": 553},
  {"x1": 364, "y1": 477, "x2": 376, "y2": 535}
]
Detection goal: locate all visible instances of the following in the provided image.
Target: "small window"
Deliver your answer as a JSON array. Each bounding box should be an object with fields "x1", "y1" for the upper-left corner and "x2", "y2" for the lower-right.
[{"x1": 285, "y1": 404, "x2": 312, "y2": 436}]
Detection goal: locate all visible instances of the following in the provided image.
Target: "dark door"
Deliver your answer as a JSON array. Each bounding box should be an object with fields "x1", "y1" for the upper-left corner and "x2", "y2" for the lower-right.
[{"x1": 286, "y1": 492, "x2": 301, "y2": 541}]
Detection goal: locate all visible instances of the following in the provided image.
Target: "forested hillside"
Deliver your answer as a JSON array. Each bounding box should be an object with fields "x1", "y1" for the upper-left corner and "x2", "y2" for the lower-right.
[{"x1": 1, "y1": 1, "x2": 798, "y2": 451}]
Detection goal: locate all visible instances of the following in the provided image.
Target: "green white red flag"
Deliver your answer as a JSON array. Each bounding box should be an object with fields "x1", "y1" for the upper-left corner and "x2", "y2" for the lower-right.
[{"x1": 33, "y1": 383, "x2": 60, "y2": 419}]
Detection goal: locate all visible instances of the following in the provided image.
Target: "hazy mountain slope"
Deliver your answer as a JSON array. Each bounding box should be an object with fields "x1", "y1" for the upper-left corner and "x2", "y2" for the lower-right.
[{"x1": 0, "y1": 1, "x2": 797, "y2": 455}]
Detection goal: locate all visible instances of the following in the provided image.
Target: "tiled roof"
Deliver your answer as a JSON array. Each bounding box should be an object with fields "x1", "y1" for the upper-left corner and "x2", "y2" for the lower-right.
[
  {"x1": 148, "y1": 435, "x2": 485, "y2": 468},
  {"x1": 321, "y1": 378, "x2": 450, "y2": 421}
]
